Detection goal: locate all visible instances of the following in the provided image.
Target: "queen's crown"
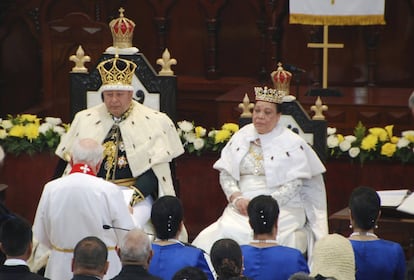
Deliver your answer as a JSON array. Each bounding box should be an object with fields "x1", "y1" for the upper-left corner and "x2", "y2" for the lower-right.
[
  {"x1": 109, "y1": 7, "x2": 135, "y2": 48},
  {"x1": 254, "y1": 86, "x2": 285, "y2": 104}
]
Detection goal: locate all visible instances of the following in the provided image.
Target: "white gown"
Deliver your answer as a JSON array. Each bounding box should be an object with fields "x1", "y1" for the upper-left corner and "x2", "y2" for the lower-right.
[
  {"x1": 33, "y1": 172, "x2": 136, "y2": 280},
  {"x1": 192, "y1": 123, "x2": 328, "y2": 258}
]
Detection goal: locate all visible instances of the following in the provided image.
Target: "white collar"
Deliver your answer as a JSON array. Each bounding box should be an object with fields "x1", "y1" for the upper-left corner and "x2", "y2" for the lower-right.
[{"x1": 4, "y1": 259, "x2": 28, "y2": 266}]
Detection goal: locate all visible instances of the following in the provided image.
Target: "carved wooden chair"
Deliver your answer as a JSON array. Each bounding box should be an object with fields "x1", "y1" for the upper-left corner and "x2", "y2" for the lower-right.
[{"x1": 69, "y1": 48, "x2": 178, "y2": 122}]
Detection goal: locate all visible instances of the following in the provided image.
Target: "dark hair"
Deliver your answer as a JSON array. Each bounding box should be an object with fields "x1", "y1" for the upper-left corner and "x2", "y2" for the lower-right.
[
  {"x1": 348, "y1": 186, "x2": 380, "y2": 230},
  {"x1": 0, "y1": 216, "x2": 32, "y2": 256},
  {"x1": 247, "y1": 195, "x2": 279, "y2": 234},
  {"x1": 151, "y1": 195, "x2": 183, "y2": 239},
  {"x1": 289, "y1": 272, "x2": 316, "y2": 280},
  {"x1": 73, "y1": 236, "x2": 108, "y2": 270},
  {"x1": 210, "y1": 239, "x2": 243, "y2": 280},
  {"x1": 172, "y1": 266, "x2": 208, "y2": 280}
]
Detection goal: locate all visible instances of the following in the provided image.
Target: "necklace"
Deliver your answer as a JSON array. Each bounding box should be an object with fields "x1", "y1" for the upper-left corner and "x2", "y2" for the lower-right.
[
  {"x1": 350, "y1": 232, "x2": 378, "y2": 238},
  {"x1": 154, "y1": 238, "x2": 184, "y2": 246},
  {"x1": 251, "y1": 239, "x2": 278, "y2": 244},
  {"x1": 248, "y1": 144, "x2": 264, "y2": 175}
]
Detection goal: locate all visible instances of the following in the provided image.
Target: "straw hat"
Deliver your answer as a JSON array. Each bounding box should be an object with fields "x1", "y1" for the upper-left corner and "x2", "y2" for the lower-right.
[{"x1": 310, "y1": 234, "x2": 355, "y2": 280}]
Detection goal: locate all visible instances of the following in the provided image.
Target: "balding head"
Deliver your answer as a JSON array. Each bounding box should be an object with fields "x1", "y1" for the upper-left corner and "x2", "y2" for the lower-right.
[
  {"x1": 72, "y1": 236, "x2": 108, "y2": 277},
  {"x1": 118, "y1": 228, "x2": 152, "y2": 267}
]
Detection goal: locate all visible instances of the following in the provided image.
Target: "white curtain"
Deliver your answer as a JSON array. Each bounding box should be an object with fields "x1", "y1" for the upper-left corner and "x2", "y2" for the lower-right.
[{"x1": 289, "y1": 0, "x2": 386, "y2": 26}]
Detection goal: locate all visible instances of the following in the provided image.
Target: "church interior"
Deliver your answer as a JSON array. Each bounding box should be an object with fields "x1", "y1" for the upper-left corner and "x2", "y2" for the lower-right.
[{"x1": 1, "y1": 0, "x2": 414, "y2": 260}]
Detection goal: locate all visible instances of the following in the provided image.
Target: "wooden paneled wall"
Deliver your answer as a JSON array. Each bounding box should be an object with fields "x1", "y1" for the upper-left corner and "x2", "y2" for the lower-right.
[{"x1": 1, "y1": 0, "x2": 414, "y2": 132}]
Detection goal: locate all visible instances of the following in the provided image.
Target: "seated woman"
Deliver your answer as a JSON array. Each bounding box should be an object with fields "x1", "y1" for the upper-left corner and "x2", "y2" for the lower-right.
[
  {"x1": 348, "y1": 186, "x2": 406, "y2": 280},
  {"x1": 241, "y1": 195, "x2": 309, "y2": 280},
  {"x1": 148, "y1": 196, "x2": 213, "y2": 280},
  {"x1": 210, "y1": 238, "x2": 251, "y2": 280},
  {"x1": 192, "y1": 83, "x2": 328, "y2": 257}
]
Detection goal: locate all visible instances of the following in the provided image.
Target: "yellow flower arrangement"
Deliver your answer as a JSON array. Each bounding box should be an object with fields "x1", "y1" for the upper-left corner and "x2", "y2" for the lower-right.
[
  {"x1": 0, "y1": 114, "x2": 69, "y2": 156},
  {"x1": 327, "y1": 122, "x2": 414, "y2": 164},
  {"x1": 177, "y1": 121, "x2": 239, "y2": 155}
]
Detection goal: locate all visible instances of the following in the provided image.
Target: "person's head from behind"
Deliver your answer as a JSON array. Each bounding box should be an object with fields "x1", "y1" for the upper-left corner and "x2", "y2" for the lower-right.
[
  {"x1": 151, "y1": 195, "x2": 183, "y2": 240},
  {"x1": 70, "y1": 138, "x2": 104, "y2": 173},
  {"x1": 0, "y1": 216, "x2": 32, "y2": 259},
  {"x1": 288, "y1": 272, "x2": 316, "y2": 280},
  {"x1": 409, "y1": 91, "x2": 414, "y2": 117},
  {"x1": 117, "y1": 228, "x2": 152, "y2": 268},
  {"x1": 248, "y1": 195, "x2": 279, "y2": 236},
  {"x1": 348, "y1": 186, "x2": 380, "y2": 231},
  {"x1": 172, "y1": 266, "x2": 208, "y2": 280},
  {"x1": 72, "y1": 236, "x2": 108, "y2": 277},
  {"x1": 310, "y1": 234, "x2": 355, "y2": 280},
  {"x1": 210, "y1": 238, "x2": 243, "y2": 280},
  {"x1": 0, "y1": 145, "x2": 4, "y2": 166}
]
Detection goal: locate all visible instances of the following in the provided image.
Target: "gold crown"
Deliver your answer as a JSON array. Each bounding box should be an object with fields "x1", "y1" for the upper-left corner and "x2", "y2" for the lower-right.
[
  {"x1": 109, "y1": 7, "x2": 135, "y2": 48},
  {"x1": 270, "y1": 62, "x2": 292, "y2": 96},
  {"x1": 96, "y1": 54, "x2": 137, "y2": 90},
  {"x1": 254, "y1": 86, "x2": 285, "y2": 104}
]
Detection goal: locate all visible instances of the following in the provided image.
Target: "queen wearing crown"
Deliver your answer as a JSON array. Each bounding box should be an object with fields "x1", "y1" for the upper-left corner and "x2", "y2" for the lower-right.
[{"x1": 192, "y1": 65, "x2": 328, "y2": 261}]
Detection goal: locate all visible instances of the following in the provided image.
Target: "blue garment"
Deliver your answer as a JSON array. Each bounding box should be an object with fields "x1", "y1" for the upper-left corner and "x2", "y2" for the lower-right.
[
  {"x1": 241, "y1": 245, "x2": 309, "y2": 280},
  {"x1": 149, "y1": 243, "x2": 213, "y2": 280},
  {"x1": 350, "y1": 239, "x2": 406, "y2": 280}
]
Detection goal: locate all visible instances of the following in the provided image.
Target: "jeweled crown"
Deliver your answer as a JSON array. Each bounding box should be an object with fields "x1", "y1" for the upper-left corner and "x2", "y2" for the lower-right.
[
  {"x1": 96, "y1": 54, "x2": 137, "y2": 90},
  {"x1": 109, "y1": 7, "x2": 135, "y2": 48},
  {"x1": 254, "y1": 86, "x2": 285, "y2": 104},
  {"x1": 270, "y1": 62, "x2": 292, "y2": 96}
]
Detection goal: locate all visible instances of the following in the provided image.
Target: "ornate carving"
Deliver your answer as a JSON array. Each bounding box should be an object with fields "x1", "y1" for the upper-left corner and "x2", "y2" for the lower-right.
[
  {"x1": 157, "y1": 48, "x2": 177, "y2": 76},
  {"x1": 311, "y1": 96, "x2": 328, "y2": 120},
  {"x1": 69, "y1": 45, "x2": 91, "y2": 73},
  {"x1": 238, "y1": 93, "x2": 254, "y2": 118},
  {"x1": 199, "y1": 0, "x2": 228, "y2": 79}
]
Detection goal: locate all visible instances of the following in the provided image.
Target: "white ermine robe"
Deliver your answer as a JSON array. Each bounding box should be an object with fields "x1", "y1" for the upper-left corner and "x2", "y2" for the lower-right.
[{"x1": 192, "y1": 123, "x2": 328, "y2": 258}]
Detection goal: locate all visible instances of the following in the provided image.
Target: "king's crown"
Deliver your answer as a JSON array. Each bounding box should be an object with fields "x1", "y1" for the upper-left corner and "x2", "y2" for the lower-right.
[
  {"x1": 109, "y1": 7, "x2": 135, "y2": 49},
  {"x1": 254, "y1": 86, "x2": 285, "y2": 104},
  {"x1": 96, "y1": 54, "x2": 137, "y2": 89}
]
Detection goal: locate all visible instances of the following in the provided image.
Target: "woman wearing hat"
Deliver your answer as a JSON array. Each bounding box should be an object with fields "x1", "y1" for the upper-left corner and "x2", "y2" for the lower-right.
[
  {"x1": 348, "y1": 186, "x2": 405, "y2": 280},
  {"x1": 310, "y1": 233, "x2": 355, "y2": 280},
  {"x1": 241, "y1": 195, "x2": 309, "y2": 280},
  {"x1": 192, "y1": 71, "x2": 328, "y2": 259}
]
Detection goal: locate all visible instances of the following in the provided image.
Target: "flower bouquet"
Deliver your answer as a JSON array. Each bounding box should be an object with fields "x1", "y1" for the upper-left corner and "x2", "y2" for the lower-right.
[
  {"x1": 177, "y1": 120, "x2": 239, "y2": 156},
  {"x1": 327, "y1": 121, "x2": 414, "y2": 164},
  {"x1": 0, "y1": 114, "x2": 68, "y2": 156}
]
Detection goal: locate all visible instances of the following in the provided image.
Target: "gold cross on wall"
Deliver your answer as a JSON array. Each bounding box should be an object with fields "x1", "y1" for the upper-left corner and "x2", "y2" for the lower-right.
[
  {"x1": 331, "y1": 0, "x2": 335, "y2": 4},
  {"x1": 307, "y1": 25, "x2": 344, "y2": 89}
]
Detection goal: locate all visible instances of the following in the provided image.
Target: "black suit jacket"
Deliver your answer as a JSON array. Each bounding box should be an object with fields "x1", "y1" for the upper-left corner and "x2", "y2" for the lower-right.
[
  {"x1": 0, "y1": 264, "x2": 49, "y2": 280},
  {"x1": 71, "y1": 275, "x2": 102, "y2": 280},
  {"x1": 110, "y1": 265, "x2": 162, "y2": 280}
]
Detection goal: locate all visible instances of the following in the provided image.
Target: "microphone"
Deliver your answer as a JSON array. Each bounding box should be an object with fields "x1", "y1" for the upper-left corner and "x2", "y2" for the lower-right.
[
  {"x1": 103, "y1": 224, "x2": 155, "y2": 236},
  {"x1": 103, "y1": 224, "x2": 130, "y2": 231},
  {"x1": 284, "y1": 64, "x2": 306, "y2": 73}
]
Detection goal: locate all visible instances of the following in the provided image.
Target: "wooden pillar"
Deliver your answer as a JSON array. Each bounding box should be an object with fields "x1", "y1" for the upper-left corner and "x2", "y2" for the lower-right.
[{"x1": 199, "y1": 0, "x2": 228, "y2": 80}]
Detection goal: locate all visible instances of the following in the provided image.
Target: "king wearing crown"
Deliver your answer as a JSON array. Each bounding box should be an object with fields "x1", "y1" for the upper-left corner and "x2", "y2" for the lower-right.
[{"x1": 56, "y1": 53, "x2": 185, "y2": 240}]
